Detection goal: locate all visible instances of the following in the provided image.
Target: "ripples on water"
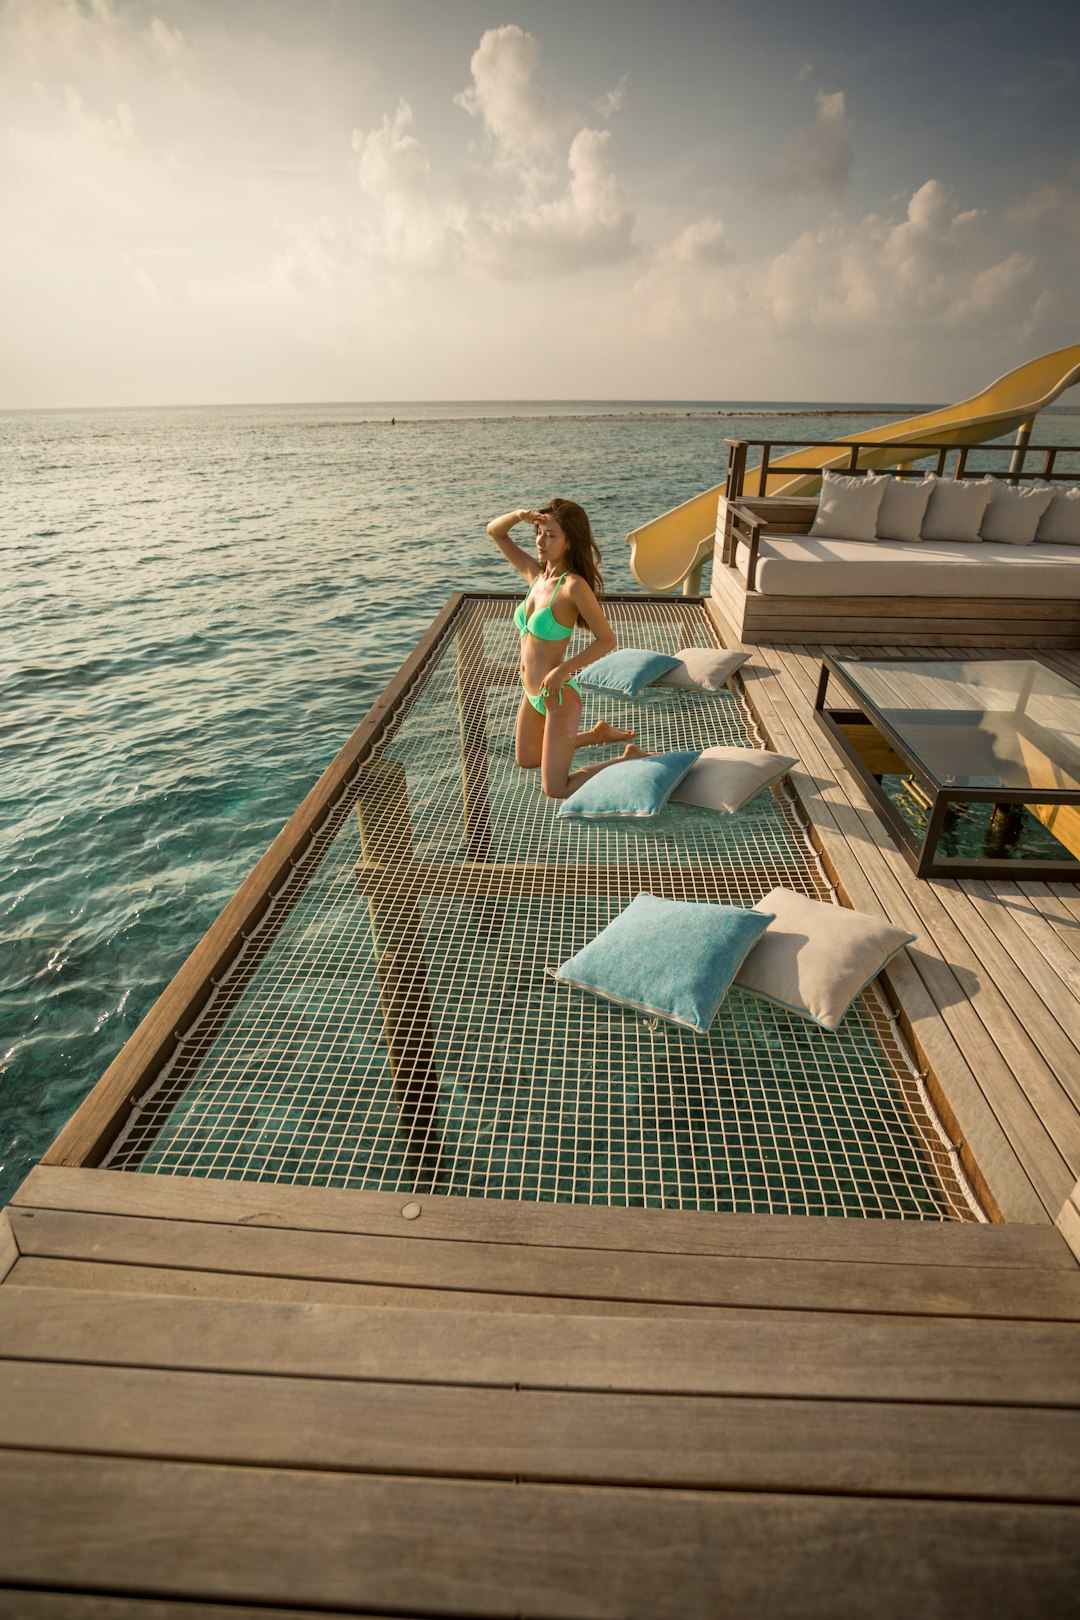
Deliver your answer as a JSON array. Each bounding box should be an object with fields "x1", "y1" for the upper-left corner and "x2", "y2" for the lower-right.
[{"x1": 2, "y1": 400, "x2": 1078, "y2": 1203}]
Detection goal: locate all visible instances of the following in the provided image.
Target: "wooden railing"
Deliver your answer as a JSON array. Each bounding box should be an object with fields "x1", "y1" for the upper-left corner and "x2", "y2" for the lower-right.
[{"x1": 724, "y1": 438, "x2": 1080, "y2": 501}]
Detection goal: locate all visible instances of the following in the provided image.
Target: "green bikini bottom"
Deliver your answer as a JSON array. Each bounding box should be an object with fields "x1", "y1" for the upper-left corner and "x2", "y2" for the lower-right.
[{"x1": 520, "y1": 671, "x2": 583, "y2": 715}]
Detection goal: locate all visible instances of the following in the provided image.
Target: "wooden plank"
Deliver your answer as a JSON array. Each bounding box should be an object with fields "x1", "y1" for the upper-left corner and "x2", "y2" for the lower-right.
[
  {"x1": 1, "y1": 1450, "x2": 1077, "y2": 1618},
  {"x1": 737, "y1": 645, "x2": 1061, "y2": 1222},
  {"x1": 42, "y1": 591, "x2": 471, "y2": 1172},
  {"x1": 951, "y1": 879, "x2": 1080, "y2": 1055},
  {"x1": 741, "y1": 596, "x2": 1080, "y2": 622},
  {"x1": 0, "y1": 1212, "x2": 17, "y2": 1286},
  {"x1": 2, "y1": 1361, "x2": 1078, "y2": 1503},
  {"x1": 0, "y1": 1600, "x2": 358, "y2": 1620},
  {"x1": 763, "y1": 644, "x2": 1080, "y2": 1215},
  {"x1": 15, "y1": 1165, "x2": 1075, "y2": 1268},
  {"x1": 725, "y1": 582, "x2": 1080, "y2": 645},
  {"x1": 1057, "y1": 1197, "x2": 1080, "y2": 1265},
  {"x1": 3, "y1": 1287, "x2": 1079, "y2": 1405},
  {"x1": 1015, "y1": 881, "x2": 1080, "y2": 971},
  {"x1": 5, "y1": 1254, "x2": 815, "y2": 1316},
  {"x1": 963, "y1": 880, "x2": 1080, "y2": 1040},
  {"x1": 11, "y1": 1208, "x2": 1080, "y2": 1321}
]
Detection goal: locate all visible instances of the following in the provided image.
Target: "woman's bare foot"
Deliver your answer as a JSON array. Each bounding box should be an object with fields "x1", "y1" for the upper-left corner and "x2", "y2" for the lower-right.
[
  {"x1": 621, "y1": 743, "x2": 649, "y2": 760},
  {"x1": 577, "y1": 720, "x2": 636, "y2": 749}
]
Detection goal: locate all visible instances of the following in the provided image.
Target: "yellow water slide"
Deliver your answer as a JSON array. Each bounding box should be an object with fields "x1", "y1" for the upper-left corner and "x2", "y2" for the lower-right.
[{"x1": 627, "y1": 343, "x2": 1080, "y2": 592}]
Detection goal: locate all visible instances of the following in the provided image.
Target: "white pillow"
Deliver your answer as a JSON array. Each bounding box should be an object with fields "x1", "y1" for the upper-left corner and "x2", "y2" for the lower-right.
[
  {"x1": 809, "y1": 470, "x2": 885, "y2": 542},
  {"x1": 868, "y1": 473, "x2": 933, "y2": 543},
  {"x1": 1035, "y1": 485, "x2": 1080, "y2": 545},
  {"x1": 669, "y1": 746, "x2": 798, "y2": 814},
  {"x1": 652, "y1": 648, "x2": 749, "y2": 692},
  {"x1": 919, "y1": 475, "x2": 995, "y2": 542},
  {"x1": 978, "y1": 476, "x2": 1054, "y2": 545}
]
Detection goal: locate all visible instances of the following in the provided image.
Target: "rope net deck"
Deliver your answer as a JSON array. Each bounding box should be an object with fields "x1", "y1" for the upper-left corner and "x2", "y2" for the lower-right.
[{"x1": 105, "y1": 599, "x2": 980, "y2": 1219}]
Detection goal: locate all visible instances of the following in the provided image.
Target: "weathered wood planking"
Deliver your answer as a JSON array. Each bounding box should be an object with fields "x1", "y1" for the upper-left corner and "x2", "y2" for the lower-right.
[
  {"x1": 0, "y1": 1212, "x2": 17, "y2": 1286},
  {"x1": 0, "y1": 1601, "x2": 354, "y2": 1620},
  {"x1": 772, "y1": 643, "x2": 1080, "y2": 1197},
  {"x1": 729, "y1": 640, "x2": 1059, "y2": 1221},
  {"x1": 2, "y1": 1449, "x2": 1077, "y2": 1618},
  {"x1": 18, "y1": 1164, "x2": 1071, "y2": 1266},
  {"x1": 714, "y1": 618, "x2": 1080, "y2": 1224},
  {"x1": 3, "y1": 1285, "x2": 1079, "y2": 1405},
  {"x1": 2, "y1": 1360, "x2": 1078, "y2": 1502},
  {"x1": 8, "y1": 1206, "x2": 1080, "y2": 1321},
  {"x1": 8, "y1": 1254, "x2": 802, "y2": 1316}
]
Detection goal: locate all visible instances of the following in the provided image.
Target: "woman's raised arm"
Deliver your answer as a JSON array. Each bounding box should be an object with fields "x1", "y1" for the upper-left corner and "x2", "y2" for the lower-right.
[{"x1": 486, "y1": 508, "x2": 546, "y2": 578}]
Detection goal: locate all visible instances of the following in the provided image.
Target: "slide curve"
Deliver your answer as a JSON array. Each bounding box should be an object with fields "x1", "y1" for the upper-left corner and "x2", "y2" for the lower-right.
[{"x1": 627, "y1": 343, "x2": 1080, "y2": 593}]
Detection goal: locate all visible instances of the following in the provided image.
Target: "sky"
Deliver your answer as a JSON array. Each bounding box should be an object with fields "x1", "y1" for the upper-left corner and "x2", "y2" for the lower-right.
[{"x1": 2, "y1": 0, "x2": 1079, "y2": 407}]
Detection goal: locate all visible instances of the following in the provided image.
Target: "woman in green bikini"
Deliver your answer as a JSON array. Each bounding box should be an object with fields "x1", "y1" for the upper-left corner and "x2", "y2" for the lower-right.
[{"x1": 487, "y1": 498, "x2": 646, "y2": 799}]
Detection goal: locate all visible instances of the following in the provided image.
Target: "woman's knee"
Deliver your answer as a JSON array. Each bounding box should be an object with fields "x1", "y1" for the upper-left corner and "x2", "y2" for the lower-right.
[{"x1": 540, "y1": 774, "x2": 569, "y2": 800}]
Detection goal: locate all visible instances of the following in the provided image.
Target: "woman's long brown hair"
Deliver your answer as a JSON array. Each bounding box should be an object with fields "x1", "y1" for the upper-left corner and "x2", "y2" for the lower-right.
[{"x1": 540, "y1": 498, "x2": 604, "y2": 607}]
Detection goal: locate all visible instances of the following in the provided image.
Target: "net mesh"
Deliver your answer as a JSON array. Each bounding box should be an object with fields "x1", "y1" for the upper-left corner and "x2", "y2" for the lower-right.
[{"x1": 105, "y1": 598, "x2": 980, "y2": 1220}]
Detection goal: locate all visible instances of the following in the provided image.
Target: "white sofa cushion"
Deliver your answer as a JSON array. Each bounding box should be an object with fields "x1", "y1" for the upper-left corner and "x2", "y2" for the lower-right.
[
  {"x1": 1036, "y1": 485, "x2": 1080, "y2": 545},
  {"x1": 868, "y1": 473, "x2": 933, "y2": 543},
  {"x1": 734, "y1": 535, "x2": 1080, "y2": 598},
  {"x1": 919, "y1": 475, "x2": 994, "y2": 542},
  {"x1": 808, "y1": 470, "x2": 885, "y2": 542},
  {"x1": 979, "y1": 476, "x2": 1054, "y2": 545}
]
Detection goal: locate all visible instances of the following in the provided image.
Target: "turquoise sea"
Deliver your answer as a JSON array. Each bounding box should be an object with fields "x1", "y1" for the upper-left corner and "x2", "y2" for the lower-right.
[{"x1": 3, "y1": 399, "x2": 1078, "y2": 1205}]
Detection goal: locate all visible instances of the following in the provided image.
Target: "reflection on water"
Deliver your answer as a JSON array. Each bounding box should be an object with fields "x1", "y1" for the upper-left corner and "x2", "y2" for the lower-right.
[{"x1": 884, "y1": 775, "x2": 1078, "y2": 864}]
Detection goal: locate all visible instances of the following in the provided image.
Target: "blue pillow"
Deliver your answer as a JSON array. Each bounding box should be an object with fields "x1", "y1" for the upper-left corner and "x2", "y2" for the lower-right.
[
  {"x1": 555, "y1": 893, "x2": 775, "y2": 1034},
  {"x1": 579, "y1": 648, "x2": 681, "y2": 696},
  {"x1": 557, "y1": 750, "x2": 700, "y2": 819}
]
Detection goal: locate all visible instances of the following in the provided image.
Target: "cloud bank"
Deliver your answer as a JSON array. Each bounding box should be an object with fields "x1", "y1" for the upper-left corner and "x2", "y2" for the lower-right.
[{"x1": 1, "y1": 7, "x2": 1075, "y2": 405}]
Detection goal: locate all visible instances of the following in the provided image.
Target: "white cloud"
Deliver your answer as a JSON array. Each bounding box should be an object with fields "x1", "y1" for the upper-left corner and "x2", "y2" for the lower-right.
[
  {"x1": 633, "y1": 178, "x2": 1039, "y2": 347},
  {"x1": 352, "y1": 39, "x2": 636, "y2": 279},
  {"x1": 662, "y1": 217, "x2": 734, "y2": 267},
  {"x1": 454, "y1": 24, "x2": 563, "y2": 166},
  {"x1": 596, "y1": 75, "x2": 629, "y2": 119},
  {"x1": 351, "y1": 99, "x2": 452, "y2": 269},
  {"x1": 759, "y1": 87, "x2": 853, "y2": 205},
  {"x1": 469, "y1": 128, "x2": 635, "y2": 276},
  {"x1": 1006, "y1": 179, "x2": 1080, "y2": 237},
  {"x1": 2, "y1": 0, "x2": 190, "y2": 82},
  {"x1": 759, "y1": 179, "x2": 1035, "y2": 331}
]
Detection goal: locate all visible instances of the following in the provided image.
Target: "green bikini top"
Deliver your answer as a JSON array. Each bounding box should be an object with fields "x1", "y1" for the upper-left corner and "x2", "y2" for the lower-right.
[{"x1": 514, "y1": 571, "x2": 576, "y2": 641}]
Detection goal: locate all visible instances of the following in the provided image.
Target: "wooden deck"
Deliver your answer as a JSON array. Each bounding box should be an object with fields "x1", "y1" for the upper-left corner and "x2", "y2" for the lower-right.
[
  {"x1": 2, "y1": 1164, "x2": 1079, "y2": 1616},
  {"x1": 4, "y1": 597, "x2": 1080, "y2": 1612},
  {"x1": 716, "y1": 623, "x2": 1080, "y2": 1236}
]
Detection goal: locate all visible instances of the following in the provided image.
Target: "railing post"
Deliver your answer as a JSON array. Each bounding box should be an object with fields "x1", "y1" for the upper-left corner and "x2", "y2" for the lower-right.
[
  {"x1": 757, "y1": 443, "x2": 772, "y2": 497},
  {"x1": 725, "y1": 440, "x2": 748, "y2": 499}
]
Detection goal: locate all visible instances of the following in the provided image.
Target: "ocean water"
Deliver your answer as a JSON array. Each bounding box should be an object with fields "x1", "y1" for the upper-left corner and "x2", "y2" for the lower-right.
[{"x1": 3, "y1": 399, "x2": 1078, "y2": 1206}]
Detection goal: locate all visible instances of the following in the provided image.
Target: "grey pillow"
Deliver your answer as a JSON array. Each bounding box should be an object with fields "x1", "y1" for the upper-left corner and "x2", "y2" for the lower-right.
[
  {"x1": 670, "y1": 747, "x2": 798, "y2": 814},
  {"x1": 919, "y1": 475, "x2": 994, "y2": 542},
  {"x1": 734, "y1": 886, "x2": 916, "y2": 1030},
  {"x1": 978, "y1": 477, "x2": 1053, "y2": 545},
  {"x1": 809, "y1": 470, "x2": 885, "y2": 542},
  {"x1": 869, "y1": 473, "x2": 933, "y2": 543},
  {"x1": 652, "y1": 648, "x2": 749, "y2": 692},
  {"x1": 1035, "y1": 485, "x2": 1080, "y2": 545}
]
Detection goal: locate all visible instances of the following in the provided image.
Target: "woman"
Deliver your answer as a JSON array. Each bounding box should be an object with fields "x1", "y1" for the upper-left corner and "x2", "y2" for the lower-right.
[{"x1": 487, "y1": 498, "x2": 646, "y2": 799}]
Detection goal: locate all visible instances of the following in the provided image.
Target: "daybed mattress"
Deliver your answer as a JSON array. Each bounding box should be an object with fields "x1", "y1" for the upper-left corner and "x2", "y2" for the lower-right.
[{"x1": 733, "y1": 536, "x2": 1080, "y2": 598}]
